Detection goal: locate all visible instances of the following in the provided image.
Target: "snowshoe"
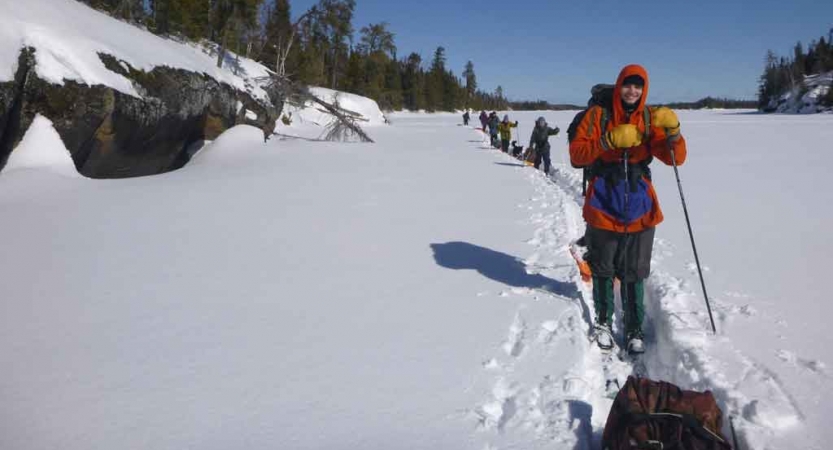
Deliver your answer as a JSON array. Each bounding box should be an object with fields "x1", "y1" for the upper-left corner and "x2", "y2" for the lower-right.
[
  {"x1": 627, "y1": 331, "x2": 645, "y2": 355},
  {"x1": 594, "y1": 323, "x2": 614, "y2": 351}
]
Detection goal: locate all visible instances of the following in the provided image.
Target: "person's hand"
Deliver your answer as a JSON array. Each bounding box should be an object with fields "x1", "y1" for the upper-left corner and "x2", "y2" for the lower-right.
[
  {"x1": 553, "y1": 126, "x2": 560, "y2": 135},
  {"x1": 604, "y1": 124, "x2": 641, "y2": 149},
  {"x1": 515, "y1": 121, "x2": 519, "y2": 126},
  {"x1": 652, "y1": 107, "x2": 680, "y2": 136}
]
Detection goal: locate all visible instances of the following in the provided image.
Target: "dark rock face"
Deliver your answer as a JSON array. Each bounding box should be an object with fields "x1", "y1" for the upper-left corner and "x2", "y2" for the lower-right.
[
  {"x1": 0, "y1": 48, "x2": 34, "y2": 172},
  {"x1": 0, "y1": 47, "x2": 283, "y2": 178}
]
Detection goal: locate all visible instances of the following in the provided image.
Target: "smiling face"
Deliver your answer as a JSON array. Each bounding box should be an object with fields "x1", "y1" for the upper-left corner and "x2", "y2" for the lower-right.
[{"x1": 620, "y1": 83, "x2": 644, "y2": 106}]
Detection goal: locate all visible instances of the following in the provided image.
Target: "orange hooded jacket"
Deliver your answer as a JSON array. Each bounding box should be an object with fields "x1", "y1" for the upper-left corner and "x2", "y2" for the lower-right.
[{"x1": 569, "y1": 64, "x2": 687, "y2": 233}]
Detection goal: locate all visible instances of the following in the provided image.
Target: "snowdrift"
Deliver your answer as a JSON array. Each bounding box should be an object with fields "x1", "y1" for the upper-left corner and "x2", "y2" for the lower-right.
[
  {"x1": 274, "y1": 86, "x2": 388, "y2": 141},
  {"x1": 3, "y1": 115, "x2": 80, "y2": 178}
]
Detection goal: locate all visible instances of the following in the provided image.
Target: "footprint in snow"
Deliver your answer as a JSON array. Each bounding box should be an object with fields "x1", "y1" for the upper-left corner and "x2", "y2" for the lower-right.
[
  {"x1": 475, "y1": 378, "x2": 519, "y2": 431},
  {"x1": 539, "y1": 313, "x2": 580, "y2": 345},
  {"x1": 775, "y1": 350, "x2": 828, "y2": 376},
  {"x1": 685, "y1": 261, "x2": 710, "y2": 274},
  {"x1": 503, "y1": 314, "x2": 526, "y2": 358},
  {"x1": 482, "y1": 358, "x2": 502, "y2": 371}
]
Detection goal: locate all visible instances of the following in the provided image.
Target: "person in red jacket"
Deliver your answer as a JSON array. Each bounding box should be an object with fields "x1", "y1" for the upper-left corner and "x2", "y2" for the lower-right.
[{"x1": 569, "y1": 64, "x2": 687, "y2": 354}]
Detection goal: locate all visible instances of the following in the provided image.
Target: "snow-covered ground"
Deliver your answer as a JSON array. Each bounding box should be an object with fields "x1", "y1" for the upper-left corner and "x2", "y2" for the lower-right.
[
  {"x1": 2, "y1": 105, "x2": 832, "y2": 450},
  {"x1": 3, "y1": 0, "x2": 833, "y2": 448}
]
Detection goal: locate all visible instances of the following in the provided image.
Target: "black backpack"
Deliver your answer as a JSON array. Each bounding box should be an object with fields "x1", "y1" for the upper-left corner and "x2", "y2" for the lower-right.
[{"x1": 567, "y1": 84, "x2": 652, "y2": 195}]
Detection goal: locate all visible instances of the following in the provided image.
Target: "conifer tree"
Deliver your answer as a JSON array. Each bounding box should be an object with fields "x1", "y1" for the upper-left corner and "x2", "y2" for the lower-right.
[
  {"x1": 425, "y1": 47, "x2": 446, "y2": 111},
  {"x1": 260, "y1": 0, "x2": 293, "y2": 72},
  {"x1": 212, "y1": 0, "x2": 264, "y2": 69},
  {"x1": 401, "y1": 53, "x2": 425, "y2": 111},
  {"x1": 383, "y1": 58, "x2": 404, "y2": 111},
  {"x1": 316, "y1": 0, "x2": 356, "y2": 89},
  {"x1": 463, "y1": 61, "x2": 477, "y2": 108}
]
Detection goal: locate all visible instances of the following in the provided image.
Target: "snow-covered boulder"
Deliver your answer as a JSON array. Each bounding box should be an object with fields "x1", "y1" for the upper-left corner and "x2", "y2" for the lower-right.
[
  {"x1": 0, "y1": 0, "x2": 284, "y2": 178},
  {"x1": 769, "y1": 71, "x2": 833, "y2": 113}
]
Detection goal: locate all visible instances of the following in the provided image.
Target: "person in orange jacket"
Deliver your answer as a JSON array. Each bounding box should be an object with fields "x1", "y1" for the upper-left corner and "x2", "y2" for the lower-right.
[{"x1": 569, "y1": 64, "x2": 686, "y2": 354}]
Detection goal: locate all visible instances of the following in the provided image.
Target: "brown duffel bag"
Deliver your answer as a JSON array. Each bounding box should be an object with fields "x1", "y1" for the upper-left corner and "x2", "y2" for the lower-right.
[{"x1": 602, "y1": 376, "x2": 733, "y2": 450}]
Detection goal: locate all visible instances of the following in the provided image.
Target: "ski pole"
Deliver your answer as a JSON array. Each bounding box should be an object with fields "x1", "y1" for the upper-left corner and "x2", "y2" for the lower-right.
[
  {"x1": 516, "y1": 121, "x2": 522, "y2": 159},
  {"x1": 730, "y1": 417, "x2": 741, "y2": 450},
  {"x1": 667, "y1": 136, "x2": 716, "y2": 334},
  {"x1": 622, "y1": 149, "x2": 632, "y2": 338}
]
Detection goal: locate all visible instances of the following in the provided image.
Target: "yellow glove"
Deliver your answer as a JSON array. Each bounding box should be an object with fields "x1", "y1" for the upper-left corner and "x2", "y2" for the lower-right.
[
  {"x1": 604, "y1": 124, "x2": 642, "y2": 149},
  {"x1": 652, "y1": 107, "x2": 681, "y2": 136}
]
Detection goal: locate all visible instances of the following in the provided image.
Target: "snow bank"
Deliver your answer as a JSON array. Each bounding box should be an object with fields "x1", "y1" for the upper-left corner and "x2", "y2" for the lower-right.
[
  {"x1": 3, "y1": 114, "x2": 80, "y2": 177},
  {"x1": 771, "y1": 71, "x2": 833, "y2": 113},
  {"x1": 0, "y1": 0, "x2": 270, "y2": 100},
  {"x1": 274, "y1": 86, "x2": 388, "y2": 141},
  {"x1": 188, "y1": 125, "x2": 266, "y2": 167}
]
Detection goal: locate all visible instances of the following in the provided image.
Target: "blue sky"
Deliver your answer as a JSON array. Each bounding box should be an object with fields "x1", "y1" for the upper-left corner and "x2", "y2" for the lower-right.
[{"x1": 283, "y1": 0, "x2": 833, "y2": 104}]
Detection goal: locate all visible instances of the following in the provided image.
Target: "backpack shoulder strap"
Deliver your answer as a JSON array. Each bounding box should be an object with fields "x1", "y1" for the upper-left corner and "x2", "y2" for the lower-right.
[
  {"x1": 586, "y1": 107, "x2": 597, "y2": 137},
  {"x1": 643, "y1": 107, "x2": 653, "y2": 141},
  {"x1": 600, "y1": 107, "x2": 610, "y2": 135},
  {"x1": 585, "y1": 105, "x2": 609, "y2": 138}
]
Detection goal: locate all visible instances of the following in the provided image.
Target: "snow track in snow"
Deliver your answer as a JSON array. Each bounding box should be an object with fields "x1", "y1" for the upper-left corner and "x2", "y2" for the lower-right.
[{"x1": 465, "y1": 131, "x2": 804, "y2": 449}]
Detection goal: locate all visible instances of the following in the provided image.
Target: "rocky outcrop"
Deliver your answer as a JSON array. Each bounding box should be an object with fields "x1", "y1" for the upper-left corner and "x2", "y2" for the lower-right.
[
  {"x1": 763, "y1": 71, "x2": 833, "y2": 114},
  {"x1": 0, "y1": 47, "x2": 283, "y2": 178},
  {"x1": 0, "y1": 48, "x2": 33, "y2": 172}
]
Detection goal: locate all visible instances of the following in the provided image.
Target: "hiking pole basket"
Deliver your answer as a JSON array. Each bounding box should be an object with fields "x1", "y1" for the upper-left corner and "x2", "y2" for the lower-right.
[{"x1": 668, "y1": 138, "x2": 716, "y2": 334}]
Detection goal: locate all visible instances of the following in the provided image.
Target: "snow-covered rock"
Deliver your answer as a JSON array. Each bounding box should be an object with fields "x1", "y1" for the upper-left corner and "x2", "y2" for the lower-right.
[
  {"x1": 770, "y1": 71, "x2": 833, "y2": 113},
  {"x1": 0, "y1": 0, "x2": 282, "y2": 178}
]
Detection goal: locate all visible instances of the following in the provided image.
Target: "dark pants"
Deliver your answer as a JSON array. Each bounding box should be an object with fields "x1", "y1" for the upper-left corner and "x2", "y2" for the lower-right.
[
  {"x1": 534, "y1": 146, "x2": 551, "y2": 174},
  {"x1": 586, "y1": 225, "x2": 655, "y2": 334},
  {"x1": 585, "y1": 226, "x2": 655, "y2": 281},
  {"x1": 501, "y1": 139, "x2": 510, "y2": 152}
]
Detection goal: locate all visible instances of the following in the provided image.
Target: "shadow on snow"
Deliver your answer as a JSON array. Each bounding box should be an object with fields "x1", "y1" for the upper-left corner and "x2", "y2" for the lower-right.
[{"x1": 430, "y1": 241, "x2": 579, "y2": 300}]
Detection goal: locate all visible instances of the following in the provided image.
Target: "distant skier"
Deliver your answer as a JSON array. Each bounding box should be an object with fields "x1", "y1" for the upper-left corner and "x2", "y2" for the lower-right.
[
  {"x1": 569, "y1": 64, "x2": 687, "y2": 354},
  {"x1": 528, "y1": 116, "x2": 560, "y2": 174},
  {"x1": 479, "y1": 110, "x2": 489, "y2": 132},
  {"x1": 463, "y1": 110, "x2": 471, "y2": 126},
  {"x1": 487, "y1": 111, "x2": 500, "y2": 148},
  {"x1": 497, "y1": 115, "x2": 518, "y2": 153}
]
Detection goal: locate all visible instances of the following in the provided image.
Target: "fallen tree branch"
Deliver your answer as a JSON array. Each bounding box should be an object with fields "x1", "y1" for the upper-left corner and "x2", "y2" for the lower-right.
[{"x1": 258, "y1": 75, "x2": 374, "y2": 143}]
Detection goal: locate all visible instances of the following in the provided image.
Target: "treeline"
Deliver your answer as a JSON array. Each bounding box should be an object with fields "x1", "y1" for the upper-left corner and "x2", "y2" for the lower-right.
[
  {"x1": 508, "y1": 100, "x2": 581, "y2": 111},
  {"x1": 509, "y1": 95, "x2": 757, "y2": 113},
  {"x1": 758, "y1": 28, "x2": 833, "y2": 110},
  {"x1": 659, "y1": 97, "x2": 758, "y2": 110},
  {"x1": 75, "y1": 0, "x2": 508, "y2": 112}
]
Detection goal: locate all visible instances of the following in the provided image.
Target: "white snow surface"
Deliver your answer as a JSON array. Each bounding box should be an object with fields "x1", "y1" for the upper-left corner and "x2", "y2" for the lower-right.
[
  {"x1": 2, "y1": 2, "x2": 832, "y2": 447},
  {"x1": 275, "y1": 86, "x2": 389, "y2": 141},
  {"x1": 0, "y1": 0, "x2": 270, "y2": 99},
  {"x1": 2, "y1": 108, "x2": 832, "y2": 450},
  {"x1": 3, "y1": 114, "x2": 81, "y2": 178}
]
